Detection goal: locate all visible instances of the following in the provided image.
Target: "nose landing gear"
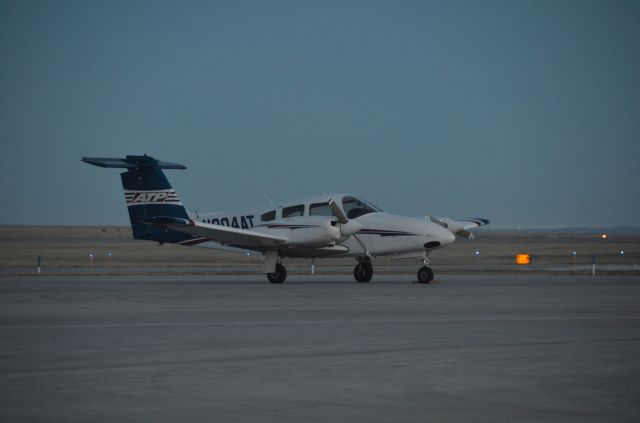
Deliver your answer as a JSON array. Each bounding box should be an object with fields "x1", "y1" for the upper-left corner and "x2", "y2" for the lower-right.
[
  {"x1": 416, "y1": 256, "x2": 434, "y2": 284},
  {"x1": 417, "y1": 266, "x2": 434, "y2": 284}
]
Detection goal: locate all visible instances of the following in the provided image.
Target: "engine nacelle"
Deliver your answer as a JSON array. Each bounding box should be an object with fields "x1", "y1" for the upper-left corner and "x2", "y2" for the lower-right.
[{"x1": 277, "y1": 216, "x2": 344, "y2": 247}]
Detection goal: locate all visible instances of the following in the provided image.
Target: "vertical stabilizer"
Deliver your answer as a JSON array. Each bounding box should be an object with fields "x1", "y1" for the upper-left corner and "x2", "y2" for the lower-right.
[{"x1": 82, "y1": 155, "x2": 192, "y2": 243}]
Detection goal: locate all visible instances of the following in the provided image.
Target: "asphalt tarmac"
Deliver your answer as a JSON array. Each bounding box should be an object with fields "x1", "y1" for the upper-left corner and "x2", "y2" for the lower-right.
[{"x1": 1, "y1": 274, "x2": 639, "y2": 422}]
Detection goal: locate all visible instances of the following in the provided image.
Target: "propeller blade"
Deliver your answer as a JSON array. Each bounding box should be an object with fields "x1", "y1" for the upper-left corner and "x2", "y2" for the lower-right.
[
  {"x1": 327, "y1": 197, "x2": 363, "y2": 237},
  {"x1": 339, "y1": 220, "x2": 363, "y2": 237},
  {"x1": 328, "y1": 198, "x2": 349, "y2": 224}
]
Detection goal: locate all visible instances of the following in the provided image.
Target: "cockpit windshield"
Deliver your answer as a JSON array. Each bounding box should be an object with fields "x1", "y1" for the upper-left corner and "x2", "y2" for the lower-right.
[{"x1": 341, "y1": 196, "x2": 382, "y2": 219}]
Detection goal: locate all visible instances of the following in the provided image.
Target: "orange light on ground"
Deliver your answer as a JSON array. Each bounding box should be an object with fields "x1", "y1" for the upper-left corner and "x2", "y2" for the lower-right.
[{"x1": 516, "y1": 254, "x2": 531, "y2": 265}]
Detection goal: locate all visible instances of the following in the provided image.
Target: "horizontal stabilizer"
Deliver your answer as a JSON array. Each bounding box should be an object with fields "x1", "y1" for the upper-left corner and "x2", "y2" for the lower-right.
[
  {"x1": 81, "y1": 155, "x2": 186, "y2": 170},
  {"x1": 140, "y1": 216, "x2": 191, "y2": 226}
]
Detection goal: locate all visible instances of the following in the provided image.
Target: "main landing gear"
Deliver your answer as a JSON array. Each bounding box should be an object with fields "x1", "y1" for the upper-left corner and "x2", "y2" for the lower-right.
[
  {"x1": 353, "y1": 256, "x2": 373, "y2": 283},
  {"x1": 267, "y1": 262, "x2": 287, "y2": 284}
]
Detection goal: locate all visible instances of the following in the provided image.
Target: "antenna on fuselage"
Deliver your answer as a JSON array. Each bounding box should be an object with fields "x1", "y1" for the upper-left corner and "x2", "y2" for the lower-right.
[{"x1": 258, "y1": 187, "x2": 274, "y2": 205}]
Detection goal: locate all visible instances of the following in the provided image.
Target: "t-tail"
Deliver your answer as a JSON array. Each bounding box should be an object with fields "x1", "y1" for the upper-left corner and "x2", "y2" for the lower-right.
[{"x1": 82, "y1": 155, "x2": 194, "y2": 244}]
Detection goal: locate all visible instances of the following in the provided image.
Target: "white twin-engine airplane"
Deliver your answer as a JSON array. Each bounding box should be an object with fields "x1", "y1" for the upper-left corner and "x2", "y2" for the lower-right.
[{"x1": 82, "y1": 155, "x2": 489, "y2": 284}]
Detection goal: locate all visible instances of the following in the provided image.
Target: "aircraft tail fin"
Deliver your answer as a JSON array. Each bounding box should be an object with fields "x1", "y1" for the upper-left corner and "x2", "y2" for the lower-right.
[{"x1": 82, "y1": 155, "x2": 193, "y2": 244}]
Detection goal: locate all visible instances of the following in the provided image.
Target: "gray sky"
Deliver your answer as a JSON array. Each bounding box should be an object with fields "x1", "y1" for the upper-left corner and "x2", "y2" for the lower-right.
[{"x1": 1, "y1": 0, "x2": 639, "y2": 227}]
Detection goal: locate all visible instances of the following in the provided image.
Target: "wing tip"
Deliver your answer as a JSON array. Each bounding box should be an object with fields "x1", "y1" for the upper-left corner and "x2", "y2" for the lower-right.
[{"x1": 469, "y1": 218, "x2": 490, "y2": 226}]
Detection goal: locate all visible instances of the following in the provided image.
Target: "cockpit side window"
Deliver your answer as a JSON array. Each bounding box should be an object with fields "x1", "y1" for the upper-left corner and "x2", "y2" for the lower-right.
[
  {"x1": 282, "y1": 204, "x2": 305, "y2": 218},
  {"x1": 261, "y1": 210, "x2": 276, "y2": 222},
  {"x1": 341, "y1": 196, "x2": 380, "y2": 219},
  {"x1": 309, "y1": 202, "x2": 335, "y2": 217}
]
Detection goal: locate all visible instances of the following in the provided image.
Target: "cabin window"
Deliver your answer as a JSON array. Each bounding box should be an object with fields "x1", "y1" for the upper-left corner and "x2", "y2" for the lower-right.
[
  {"x1": 309, "y1": 202, "x2": 334, "y2": 217},
  {"x1": 261, "y1": 210, "x2": 276, "y2": 222},
  {"x1": 341, "y1": 196, "x2": 380, "y2": 219},
  {"x1": 282, "y1": 204, "x2": 305, "y2": 218}
]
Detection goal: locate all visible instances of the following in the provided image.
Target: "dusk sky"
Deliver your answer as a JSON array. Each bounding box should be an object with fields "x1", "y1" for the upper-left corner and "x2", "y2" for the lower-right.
[{"x1": 1, "y1": 0, "x2": 639, "y2": 227}]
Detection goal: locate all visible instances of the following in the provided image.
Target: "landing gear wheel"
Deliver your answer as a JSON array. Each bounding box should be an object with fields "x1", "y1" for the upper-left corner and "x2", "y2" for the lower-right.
[
  {"x1": 354, "y1": 264, "x2": 373, "y2": 283},
  {"x1": 354, "y1": 258, "x2": 373, "y2": 283},
  {"x1": 417, "y1": 266, "x2": 434, "y2": 284},
  {"x1": 267, "y1": 263, "x2": 287, "y2": 284}
]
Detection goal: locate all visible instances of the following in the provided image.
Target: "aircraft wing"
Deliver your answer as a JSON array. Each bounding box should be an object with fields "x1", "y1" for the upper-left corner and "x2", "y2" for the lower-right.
[
  {"x1": 142, "y1": 217, "x2": 288, "y2": 249},
  {"x1": 455, "y1": 218, "x2": 490, "y2": 231},
  {"x1": 428, "y1": 217, "x2": 490, "y2": 239}
]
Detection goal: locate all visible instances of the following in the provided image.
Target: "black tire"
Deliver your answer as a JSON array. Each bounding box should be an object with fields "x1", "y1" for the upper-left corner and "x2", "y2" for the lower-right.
[
  {"x1": 267, "y1": 263, "x2": 287, "y2": 284},
  {"x1": 417, "y1": 266, "x2": 434, "y2": 284},
  {"x1": 354, "y1": 263, "x2": 373, "y2": 283}
]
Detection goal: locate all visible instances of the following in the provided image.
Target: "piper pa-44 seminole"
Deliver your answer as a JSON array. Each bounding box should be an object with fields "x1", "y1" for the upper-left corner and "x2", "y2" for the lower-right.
[{"x1": 83, "y1": 155, "x2": 489, "y2": 283}]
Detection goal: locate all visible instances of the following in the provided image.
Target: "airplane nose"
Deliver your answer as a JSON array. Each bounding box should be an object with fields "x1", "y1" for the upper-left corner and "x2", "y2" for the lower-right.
[
  {"x1": 441, "y1": 227, "x2": 455, "y2": 245},
  {"x1": 425, "y1": 223, "x2": 455, "y2": 248}
]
